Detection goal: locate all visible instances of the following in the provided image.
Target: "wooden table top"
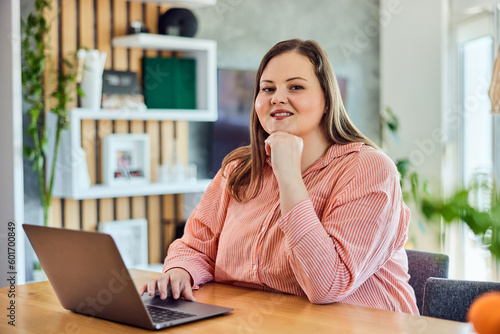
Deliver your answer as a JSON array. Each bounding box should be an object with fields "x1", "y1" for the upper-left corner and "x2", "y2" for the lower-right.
[{"x1": 0, "y1": 269, "x2": 473, "y2": 333}]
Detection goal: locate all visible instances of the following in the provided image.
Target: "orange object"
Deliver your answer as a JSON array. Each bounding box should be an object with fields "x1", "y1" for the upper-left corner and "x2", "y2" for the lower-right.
[{"x1": 467, "y1": 291, "x2": 500, "y2": 334}]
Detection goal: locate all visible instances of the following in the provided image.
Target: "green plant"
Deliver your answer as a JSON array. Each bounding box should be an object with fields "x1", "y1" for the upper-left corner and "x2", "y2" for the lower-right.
[
  {"x1": 381, "y1": 107, "x2": 500, "y2": 259},
  {"x1": 421, "y1": 190, "x2": 500, "y2": 258},
  {"x1": 21, "y1": 0, "x2": 82, "y2": 225}
]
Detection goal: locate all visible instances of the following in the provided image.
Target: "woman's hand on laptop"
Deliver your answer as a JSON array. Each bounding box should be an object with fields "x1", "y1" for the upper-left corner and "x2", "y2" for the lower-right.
[{"x1": 139, "y1": 268, "x2": 196, "y2": 302}]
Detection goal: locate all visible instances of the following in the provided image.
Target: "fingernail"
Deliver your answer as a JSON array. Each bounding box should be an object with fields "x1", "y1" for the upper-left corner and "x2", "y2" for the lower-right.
[{"x1": 161, "y1": 293, "x2": 166, "y2": 299}]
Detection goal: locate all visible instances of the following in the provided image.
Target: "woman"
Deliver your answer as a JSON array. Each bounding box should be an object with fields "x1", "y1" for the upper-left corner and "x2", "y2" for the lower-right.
[{"x1": 140, "y1": 39, "x2": 419, "y2": 314}]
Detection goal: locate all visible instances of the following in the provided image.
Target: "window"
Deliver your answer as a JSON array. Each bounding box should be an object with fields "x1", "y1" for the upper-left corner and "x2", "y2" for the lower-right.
[
  {"x1": 460, "y1": 35, "x2": 494, "y2": 280},
  {"x1": 448, "y1": 10, "x2": 499, "y2": 281}
]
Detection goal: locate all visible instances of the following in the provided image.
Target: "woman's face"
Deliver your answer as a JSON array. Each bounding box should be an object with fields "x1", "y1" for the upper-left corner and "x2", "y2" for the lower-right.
[{"x1": 255, "y1": 51, "x2": 326, "y2": 142}]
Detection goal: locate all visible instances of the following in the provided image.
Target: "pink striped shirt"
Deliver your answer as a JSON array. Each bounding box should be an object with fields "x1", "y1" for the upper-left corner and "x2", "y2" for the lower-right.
[{"x1": 164, "y1": 142, "x2": 419, "y2": 314}]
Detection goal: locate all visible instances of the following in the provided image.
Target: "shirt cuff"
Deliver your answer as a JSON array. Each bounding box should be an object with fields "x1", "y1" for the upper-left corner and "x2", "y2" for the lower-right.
[
  {"x1": 278, "y1": 198, "x2": 322, "y2": 249},
  {"x1": 162, "y1": 262, "x2": 202, "y2": 290}
]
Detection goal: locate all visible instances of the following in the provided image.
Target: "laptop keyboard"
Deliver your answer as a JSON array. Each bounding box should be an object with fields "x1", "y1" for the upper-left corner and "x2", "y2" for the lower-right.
[{"x1": 146, "y1": 305, "x2": 196, "y2": 323}]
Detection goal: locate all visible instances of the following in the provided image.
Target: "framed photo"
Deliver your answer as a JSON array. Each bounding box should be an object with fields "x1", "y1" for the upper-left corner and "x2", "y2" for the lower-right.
[
  {"x1": 98, "y1": 219, "x2": 148, "y2": 268},
  {"x1": 103, "y1": 134, "x2": 150, "y2": 186}
]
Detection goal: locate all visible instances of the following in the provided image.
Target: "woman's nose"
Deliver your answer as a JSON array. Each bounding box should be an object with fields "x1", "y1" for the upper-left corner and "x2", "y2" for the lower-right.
[{"x1": 271, "y1": 89, "x2": 287, "y2": 105}]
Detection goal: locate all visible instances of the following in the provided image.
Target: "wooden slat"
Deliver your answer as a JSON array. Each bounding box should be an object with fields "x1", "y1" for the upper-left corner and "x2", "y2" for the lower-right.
[
  {"x1": 63, "y1": 199, "x2": 80, "y2": 230},
  {"x1": 81, "y1": 199, "x2": 98, "y2": 231},
  {"x1": 161, "y1": 121, "x2": 175, "y2": 165},
  {"x1": 176, "y1": 193, "x2": 185, "y2": 223},
  {"x1": 115, "y1": 198, "x2": 131, "y2": 221},
  {"x1": 79, "y1": 0, "x2": 94, "y2": 50},
  {"x1": 162, "y1": 194, "x2": 176, "y2": 256},
  {"x1": 129, "y1": 2, "x2": 143, "y2": 80},
  {"x1": 148, "y1": 195, "x2": 162, "y2": 263},
  {"x1": 145, "y1": 3, "x2": 159, "y2": 58},
  {"x1": 43, "y1": 0, "x2": 58, "y2": 112},
  {"x1": 99, "y1": 198, "x2": 114, "y2": 223},
  {"x1": 132, "y1": 196, "x2": 146, "y2": 219},
  {"x1": 146, "y1": 120, "x2": 160, "y2": 182},
  {"x1": 176, "y1": 121, "x2": 189, "y2": 165},
  {"x1": 61, "y1": 0, "x2": 78, "y2": 109},
  {"x1": 113, "y1": 0, "x2": 128, "y2": 71},
  {"x1": 96, "y1": 0, "x2": 112, "y2": 70},
  {"x1": 49, "y1": 198, "x2": 62, "y2": 228}
]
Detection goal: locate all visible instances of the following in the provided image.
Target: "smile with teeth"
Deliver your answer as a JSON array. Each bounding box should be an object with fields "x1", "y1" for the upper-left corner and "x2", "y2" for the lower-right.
[{"x1": 273, "y1": 112, "x2": 293, "y2": 117}]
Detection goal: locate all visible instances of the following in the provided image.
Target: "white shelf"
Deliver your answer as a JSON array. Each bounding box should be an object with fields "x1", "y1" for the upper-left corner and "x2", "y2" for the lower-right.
[
  {"x1": 47, "y1": 111, "x2": 213, "y2": 200},
  {"x1": 73, "y1": 108, "x2": 215, "y2": 122},
  {"x1": 112, "y1": 34, "x2": 218, "y2": 122},
  {"x1": 57, "y1": 179, "x2": 212, "y2": 200},
  {"x1": 113, "y1": 34, "x2": 215, "y2": 51},
  {"x1": 119, "y1": 0, "x2": 216, "y2": 8}
]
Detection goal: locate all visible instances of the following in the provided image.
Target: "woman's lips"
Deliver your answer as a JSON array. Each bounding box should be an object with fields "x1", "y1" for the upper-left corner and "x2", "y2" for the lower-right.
[{"x1": 271, "y1": 110, "x2": 293, "y2": 120}]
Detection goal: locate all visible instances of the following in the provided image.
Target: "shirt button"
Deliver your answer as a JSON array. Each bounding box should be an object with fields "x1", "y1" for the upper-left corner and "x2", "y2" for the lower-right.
[
  {"x1": 253, "y1": 265, "x2": 257, "y2": 270},
  {"x1": 261, "y1": 226, "x2": 265, "y2": 232}
]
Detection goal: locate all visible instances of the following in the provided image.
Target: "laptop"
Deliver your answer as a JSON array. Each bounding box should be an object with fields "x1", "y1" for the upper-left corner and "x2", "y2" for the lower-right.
[{"x1": 23, "y1": 224, "x2": 233, "y2": 330}]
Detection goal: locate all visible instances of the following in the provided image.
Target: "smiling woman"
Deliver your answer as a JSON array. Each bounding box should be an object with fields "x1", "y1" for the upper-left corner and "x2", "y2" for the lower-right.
[
  {"x1": 256, "y1": 52, "x2": 328, "y2": 155},
  {"x1": 140, "y1": 39, "x2": 419, "y2": 315}
]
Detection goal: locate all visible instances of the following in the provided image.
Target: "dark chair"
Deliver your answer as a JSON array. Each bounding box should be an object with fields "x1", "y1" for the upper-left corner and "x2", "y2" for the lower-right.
[
  {"x1": 422, "y1": 277, "x2": 500, "y2": 322},
  {"x1": 406, "y1": 249, "x2": 449, "y2": 314}
]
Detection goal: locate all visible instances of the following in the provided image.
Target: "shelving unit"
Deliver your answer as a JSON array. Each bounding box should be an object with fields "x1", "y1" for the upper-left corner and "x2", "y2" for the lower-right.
[
  {"x1": 48, "y1": 33, "x2": 218, "y2": 200},
  {"x1": 112, "y1": 34, "x2": 217, "y2": 122},
  {"x1": 48, "y1": 111, "x2": 213, "y2": 200}
]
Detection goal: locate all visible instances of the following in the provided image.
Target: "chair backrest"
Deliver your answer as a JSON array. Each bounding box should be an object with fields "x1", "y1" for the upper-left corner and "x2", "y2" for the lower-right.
[
  {"x1": 406, "y1": 249, "x2": 449, "y2": 314},
  {"x1": 422, "y1": 277, "x2": 500, "y2": 322}
]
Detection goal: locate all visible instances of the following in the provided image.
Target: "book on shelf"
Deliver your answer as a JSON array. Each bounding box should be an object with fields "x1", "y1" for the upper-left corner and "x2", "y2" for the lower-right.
[
  {"x1": 101, "y1": 70, "x2": 147, "y2": 111},
  {"x1": 142, "y1": 57, "x2": 197, "y2": 109}
]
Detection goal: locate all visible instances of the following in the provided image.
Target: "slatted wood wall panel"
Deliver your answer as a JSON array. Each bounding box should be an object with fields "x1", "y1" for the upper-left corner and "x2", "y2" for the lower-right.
[{"x1": 44, "y1": 0, "x2": 190, "y2": 264}]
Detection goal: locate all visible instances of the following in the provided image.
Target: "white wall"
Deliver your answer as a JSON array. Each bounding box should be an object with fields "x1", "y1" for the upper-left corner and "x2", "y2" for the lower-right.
[
  {"x1": 380, "y1": 0, "x2": 448, "y2": 252},
  {"x1": 0, "y1": 0, "x2": 25, "y2": 287}
]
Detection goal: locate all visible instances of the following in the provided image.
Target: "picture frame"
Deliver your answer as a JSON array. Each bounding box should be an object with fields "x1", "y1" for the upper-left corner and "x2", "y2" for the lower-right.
[
  {"x1": 98, "y1": 218, "x2": 149, "y2": 268},
  {"x1": 103, "y1": 133, "x2": 150, "y2": 186}
]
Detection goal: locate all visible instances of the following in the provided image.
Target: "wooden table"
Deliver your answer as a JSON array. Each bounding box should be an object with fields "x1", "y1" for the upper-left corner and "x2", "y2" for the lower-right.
[{"x1": 0, "y1": 269, "x2": 473, "y2": 333}]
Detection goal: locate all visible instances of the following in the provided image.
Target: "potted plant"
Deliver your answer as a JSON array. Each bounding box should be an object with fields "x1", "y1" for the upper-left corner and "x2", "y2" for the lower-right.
[
  {"x1": 381, "y1": 107, "x2": 500, "y2": 259},
  {"x1": 21, "y1": 0, "x2": 81, "y2": 227}
]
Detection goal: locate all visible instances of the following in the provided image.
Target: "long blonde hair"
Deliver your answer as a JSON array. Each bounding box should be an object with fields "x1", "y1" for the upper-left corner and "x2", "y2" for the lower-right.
[{"x1": 221, "y1": 39, "x2": 377, "y2": 202}]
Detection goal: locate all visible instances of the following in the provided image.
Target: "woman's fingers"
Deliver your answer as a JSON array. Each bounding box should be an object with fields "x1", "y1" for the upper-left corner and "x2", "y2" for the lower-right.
[
  {"x1": 157, "y1": 275, "x2": 171, "y2": 299},
  {"x1": 147, "y1": 278, "x2": 159, "y2": 296},
  {"x1": 181, "y1": 283, "x2": 196, "y2": 301},
  {"x1": 138, "y1": 283, "x2": 148, "y2": 296},
  {"x1": 139, "y1": 269, "x2": 195, "y2": 301}
]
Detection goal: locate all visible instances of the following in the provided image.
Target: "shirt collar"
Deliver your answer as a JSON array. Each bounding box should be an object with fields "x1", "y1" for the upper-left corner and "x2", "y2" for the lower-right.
[{"x1": 308, "y1": 142, "x2": 365, "y2": 172}]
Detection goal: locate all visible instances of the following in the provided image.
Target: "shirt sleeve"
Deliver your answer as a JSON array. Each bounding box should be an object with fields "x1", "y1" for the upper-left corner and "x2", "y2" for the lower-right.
[
  {"x1": 278, "y1": 149, "x2": 410, "y2": 304},
  {"x1": 162, "y1": 167, "x2": 231, "y2": 288}
]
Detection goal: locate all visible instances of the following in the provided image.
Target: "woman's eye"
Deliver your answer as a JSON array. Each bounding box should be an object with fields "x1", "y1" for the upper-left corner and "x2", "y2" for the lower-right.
[
  {"x1": 290, "y1": 85, "x2": 304, "y2": 90},
  {"x1": 261, "y1": 87, "x2": 275, "y2": 92}
]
